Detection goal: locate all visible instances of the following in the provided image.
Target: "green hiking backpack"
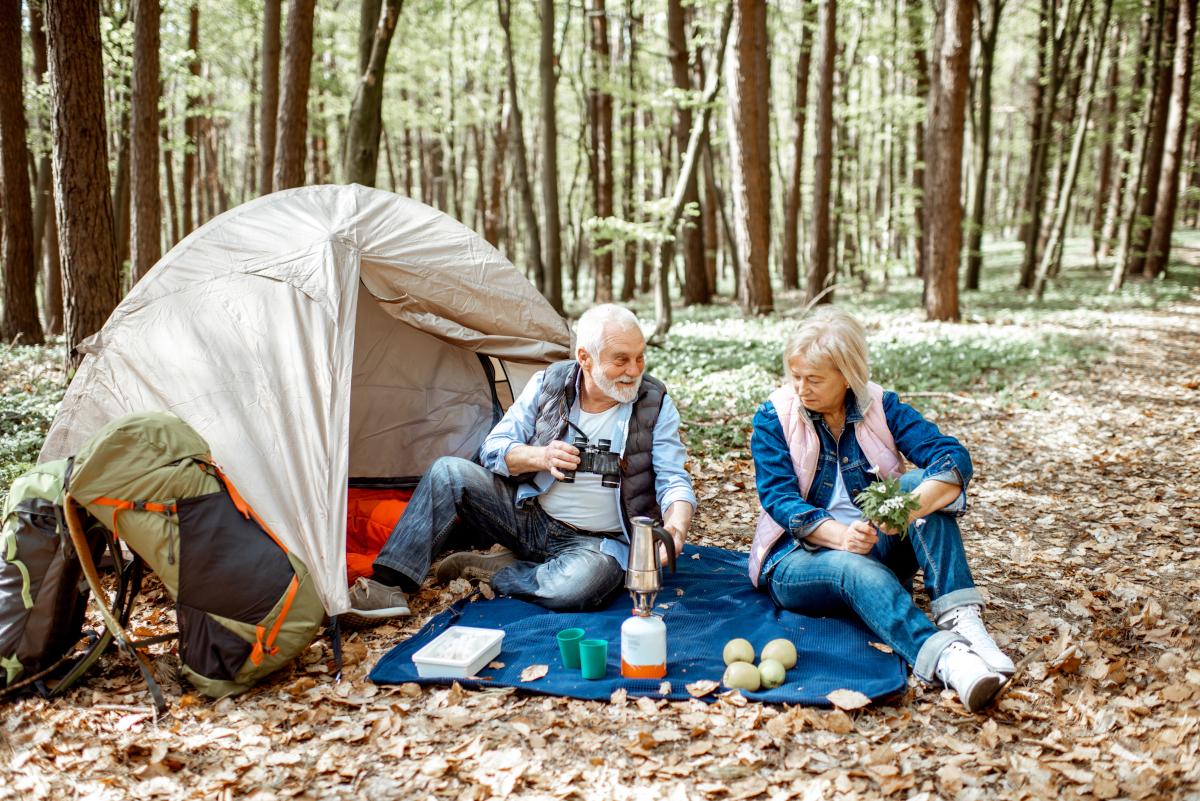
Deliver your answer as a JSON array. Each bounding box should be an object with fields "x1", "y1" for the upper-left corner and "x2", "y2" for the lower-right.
[
  {"x1": 0, "y1": 460, "x2": 145, "y2": 701},
  {"x1": 65, "y1": 411, "x2": 325, "y2": 701}
]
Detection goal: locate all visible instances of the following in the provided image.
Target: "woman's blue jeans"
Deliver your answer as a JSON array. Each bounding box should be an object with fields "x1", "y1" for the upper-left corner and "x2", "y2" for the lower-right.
[
  {"x1": 764, "y1": 469, "x2": 981, "y2": 682},
  {"x1": 372, "y1": 457, "x2": 625, "y2": 611}
]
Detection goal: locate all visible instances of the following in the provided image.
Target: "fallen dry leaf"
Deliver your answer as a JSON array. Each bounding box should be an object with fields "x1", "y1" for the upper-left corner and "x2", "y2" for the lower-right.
[
  {"x1": 686, "y1": 680, "x2": 720, "y2": 697},
  {"x1": 868, "y1": 642, "x2": 894, "y2": 654},
  {"x1": 826, "y1": 688, "x2": 871, "y2": 710},
  {"x1": 519, "y1": 665, "x2": 548, "y2": 682}
]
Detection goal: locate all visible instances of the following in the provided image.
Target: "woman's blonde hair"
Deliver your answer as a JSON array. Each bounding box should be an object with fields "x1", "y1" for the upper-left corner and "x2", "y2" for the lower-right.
[{"x1": 783, "y1": 306, "x2": 872, "y2": 412}]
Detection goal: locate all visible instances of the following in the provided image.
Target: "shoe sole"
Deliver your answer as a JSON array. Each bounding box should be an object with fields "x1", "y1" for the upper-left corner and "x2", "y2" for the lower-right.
[
  {"x1": 340, "y1": 607, "x2": 410, "y2": 630},
  {"x1": 435, "y1": 550, "x2": 518, "y2": 584},
  {"x1": 962, "y1": 673, "x2": 1004, "y2": 713}
]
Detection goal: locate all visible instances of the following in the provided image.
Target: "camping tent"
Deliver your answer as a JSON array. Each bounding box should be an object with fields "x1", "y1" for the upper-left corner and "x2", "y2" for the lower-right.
[{"x1": 39, "y1": 184, "x2": 573, "y2": 614}]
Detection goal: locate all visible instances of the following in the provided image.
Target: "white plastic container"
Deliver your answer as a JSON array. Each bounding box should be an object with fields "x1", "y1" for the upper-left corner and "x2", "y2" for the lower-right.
[
  {"x1": 621, "y1": 613, "x2": 667, "y2": 678},
  {"x1": 411, "y1": 626, "x2": 505, "y2": 679}
]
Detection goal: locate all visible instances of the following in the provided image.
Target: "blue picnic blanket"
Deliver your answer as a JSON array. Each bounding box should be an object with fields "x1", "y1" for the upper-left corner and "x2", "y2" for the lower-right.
[{"x1": 370, "y1": 544, "x2": 908, "y2": 705}]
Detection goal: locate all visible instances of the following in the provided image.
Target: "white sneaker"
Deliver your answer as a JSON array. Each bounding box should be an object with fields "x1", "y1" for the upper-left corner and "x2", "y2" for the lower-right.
[
  {"x1": 936, "y1": 642, "x2": 1004, "y2": 713},
  {"x1": 937, "y1": 604, "x2": 1015, "y2": 675}
]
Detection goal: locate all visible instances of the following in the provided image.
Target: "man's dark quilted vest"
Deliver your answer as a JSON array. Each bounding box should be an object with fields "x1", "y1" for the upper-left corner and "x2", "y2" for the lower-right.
[{"x1": 526, "y1": 360, "x2": 667, "y2": 529}]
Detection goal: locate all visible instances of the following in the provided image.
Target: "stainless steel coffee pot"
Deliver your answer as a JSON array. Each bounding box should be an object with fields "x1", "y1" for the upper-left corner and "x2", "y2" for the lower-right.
[{"x1": 627, "y1": 516, "x2": 677, "y2": 614}]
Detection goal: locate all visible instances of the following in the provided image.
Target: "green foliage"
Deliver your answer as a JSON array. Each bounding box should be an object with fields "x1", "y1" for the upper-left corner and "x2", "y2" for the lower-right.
[
  {"x1": 854, "y1": 476, "x2": 922, "y2": 539},
  {"x1": 0, "y1": 344, "x2": 67, "y2": 507}
]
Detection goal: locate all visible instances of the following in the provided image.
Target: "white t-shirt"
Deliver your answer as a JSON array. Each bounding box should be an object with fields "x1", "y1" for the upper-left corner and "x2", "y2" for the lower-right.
[
  {"x1": 537, "y1": 404, "x2": 624, "y2": 533},
  {"x1": 826, "y1": 467, "x2": 864, "y2": 527}
]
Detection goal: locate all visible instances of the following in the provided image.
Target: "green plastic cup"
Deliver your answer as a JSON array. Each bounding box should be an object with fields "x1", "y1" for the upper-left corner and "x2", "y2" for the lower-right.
[
  {"x1": 579, "y1": 639, "x2": 608, "y2": 680},
  {"x1": 557, "y1": 628, "x2": 586, "y2": 669}
]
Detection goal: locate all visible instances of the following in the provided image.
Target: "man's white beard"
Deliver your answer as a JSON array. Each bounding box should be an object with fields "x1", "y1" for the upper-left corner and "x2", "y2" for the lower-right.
[{"x1": 591, "y1": 362, "x2": 642, "y2": 404}]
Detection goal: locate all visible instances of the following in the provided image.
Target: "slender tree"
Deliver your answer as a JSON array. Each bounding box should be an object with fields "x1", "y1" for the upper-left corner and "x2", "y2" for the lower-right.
[
  {"x1": 808, "y1": 0, "x2": 837, "y2": 304},
  {"x1": 1101, "y1": 10, "x2": 1150, "y2": 257},
  {"x1": 130, "y1": 0, "x2": 163, "y2": 283},
  {"x1": 182, "y1": 5, "x2": 200, "y2": 234},
  {"x1": 259, "y1": 0, "x2": 282, "y2": 195},
  {"x1": 1144, "y1": 0, "x2": 1197, "y2": 276},
  {"x1": 726, "y1": 0, "x2": 772, "y2": 314},
  {"x1": 620, "y1": 0, "x2": 639, "y2": 302},
  {"x1": 923, "y1": 0, "x2": 973, "y2": 321},
  {"x1": 274, "y1": 0, "x2": 318, "y2": 191},
  {"x1": 1034, "y1": 0, "x2": 1113, "y2": 298},
  {"x1": 1126, "y1": 0, "x2": 1178, "y2": 275},
  {"x1": 45, "y1": 0, "x2": 121, "y2": 363},
  {"x1": 590, "y1": 0, "x2": 615, "y2": 302},
  {"x1": 964, "y1": 0, "x2": 1005, "y2": 290},
  {"x1": 0, "y1": 0, "x2": 44, "y2": 343},
  {"x1": 497, "y1": 0, "x2": 545, "y2": 291},
  {"x1": 28, "y1": 2, "x2": 51, "y2": 288},
  {"x1": 540, "y1": 0, "x2": 564, "y2": 313},
  {"x1": 906, "y1": 0, "x2": 930, "y2": 279},
  {"x1": 1091, "y1": 32, "x2": 1120, "y2": 258},
  {"x1": 782, "y1": 0, "x2": 813, "y2": 291},
  {"x1": 344, "y1": 0, "x2": 404, "y2": 186},
  {"x1": 668, "y1": 0, "x2": 708, "y2": 304}
]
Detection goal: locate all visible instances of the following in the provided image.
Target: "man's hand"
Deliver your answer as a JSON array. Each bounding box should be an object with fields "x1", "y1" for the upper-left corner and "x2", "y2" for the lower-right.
[
  {"x1": 541, "y1": 440, "x2": 581, "y2": 480},
  {"x1": 659, "y1": 500, "x2": 693, "y2": 563},
  {"x1": 504, "y1": 441, "x2": 580, "y2": 479}
]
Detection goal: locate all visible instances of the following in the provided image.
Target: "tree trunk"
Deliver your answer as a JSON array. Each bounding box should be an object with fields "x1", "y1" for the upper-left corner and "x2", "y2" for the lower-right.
[
  {"x1": 669, "y1": 0, "x2": 708, "y2": 305},
  {"x1": 1127, "y1": 0, "x2": 1178, "y2": 275},
  {"x1": 1144, "y1": 0, "x2": 1196, "y2": 276},
  {"x1": 1101, "y1": 11, "x2": 1150, "y2": 257},
  {"x1": 1020, "y1": 0, "x2": 1086, "y2": 288},
  {"x1": 130, "y1": 0, "x2": 162, "y2": 284},
  {"x1": 1017, "y1": 0, "x2": 1049, "y2": 247},
  {"x1": 726, "y1": 0, "x2": 772, "y2": 315},
  {"x1": 112, "y1": 109, "x2": 132, "y2": 272},
  {"x1": 539, "y1": 0, "x2": 564, "y2": 313},
  {"x1": 497, "y1": 0, "x2": 545, "y2": 291},
  {"x1": 486, "y1": 88, "x2": 506, "y2": 248},
  {"x1": 259, "y1": 0, "x2": 281, "y2": 195},
  {"x1": 1187, "y1": 119, "x2": 1200, "y2": 224},
  {"x1": 344, "y1": 0, "x2": 404, "y2": 187},
  {"x1": 45, "y1": 0, "x2": 121, "y2": 362},
  {"x1": 621, "y1": 1, "x2": 639, "y2": 302},
  {"x1": 590, "y1": 0, "x2": 615, "y2": 303},
  {"x1": 182, "y1": 5, "x2": 199, "y2": 235},
  {"x1": 162, "y1": 120, "x2": 179, "y2": 248},
  {"x1": 923, "y1": 0, "x2": 973, "y2": 321},
  {"x1": 0, "y1": 0, "x2": 44, "y2": 343},
  {"x1": 29, "y1": 2, "x2": 51, "y2": 285},
  {"x1": 43, "y1": 183, "x2": 64, "y2": 336},
  {"x1": 783, "y1": 0, "x2": 813, "y2": 291},
  {"x1": 807, "y1": 0, "x2": 837, "y2": 304},
  {"x1": 906, "y1": 0, "x2": 930, "y2": 279},
  {"x1": 1111, "y1": 0, "x2": 1165, "y2": 290},
  {"x1": 965, "y1": 0, "x2": 1003, "y2": 290},
  {"x1": 1091, "y1": 32, "x2": 1119, "y2": 257},
  {"x1": 1034, "y1": 0, "x2": 1113, "y2": 298},
  {"x1": 274, "y1": 0, "x2": 317, "y2": 191}
]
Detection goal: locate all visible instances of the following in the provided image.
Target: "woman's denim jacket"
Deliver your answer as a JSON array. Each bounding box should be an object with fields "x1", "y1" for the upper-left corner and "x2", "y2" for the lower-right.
[{"x1": 750, "y1": 388, "x2": 973, "y2": 578}]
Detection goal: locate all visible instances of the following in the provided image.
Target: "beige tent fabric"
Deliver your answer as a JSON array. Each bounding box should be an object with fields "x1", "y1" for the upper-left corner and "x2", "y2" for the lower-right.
[{"x1": 40, "y1": 185, "x2": 572, "y2": 614}]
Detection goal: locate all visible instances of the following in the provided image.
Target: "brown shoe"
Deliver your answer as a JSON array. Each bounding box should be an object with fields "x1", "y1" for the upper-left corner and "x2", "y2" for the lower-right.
[
  {"x1": 342, "y1": 578, "x2": 411, "y2": 629},
  {"x1": 434, "y1": 548, "x2": 518, "y2": 584}
]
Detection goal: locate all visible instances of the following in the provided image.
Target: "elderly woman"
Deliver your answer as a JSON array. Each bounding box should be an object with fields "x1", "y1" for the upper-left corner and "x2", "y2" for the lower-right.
[{"x1": 749, "y1": 307, "x2": 1012, "y2": 712}]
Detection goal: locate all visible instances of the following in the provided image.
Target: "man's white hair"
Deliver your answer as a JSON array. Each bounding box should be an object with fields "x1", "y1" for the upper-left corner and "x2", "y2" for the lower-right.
[{"x1": 576, "y1": 304, "x2": 642, "y2": 359}]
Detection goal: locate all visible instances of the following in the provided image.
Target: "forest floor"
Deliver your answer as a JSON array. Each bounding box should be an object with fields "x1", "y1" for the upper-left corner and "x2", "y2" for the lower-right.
[{"x1": 2, "y1": 240, "x2": 1200, "y2": 801}]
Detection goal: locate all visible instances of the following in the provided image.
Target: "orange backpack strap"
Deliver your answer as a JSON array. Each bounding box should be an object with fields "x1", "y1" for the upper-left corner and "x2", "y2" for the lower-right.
[
  {"x1": 89, "y1": 497, "x2": 177, "y2": 545},
  {"x1": 209, "y1": 463, "x2": 289, "y2": 554},
  {"x1": 251, "y1": 574, "x2": 301, "y2": 665}
]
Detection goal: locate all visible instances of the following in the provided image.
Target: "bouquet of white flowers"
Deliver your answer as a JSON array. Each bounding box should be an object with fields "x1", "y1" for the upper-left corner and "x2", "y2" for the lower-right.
[{"x1": 855, "y1": 474, "x2": 922, "y2": 539}]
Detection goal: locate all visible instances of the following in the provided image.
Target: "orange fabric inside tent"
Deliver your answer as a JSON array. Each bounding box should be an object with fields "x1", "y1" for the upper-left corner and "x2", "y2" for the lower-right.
[{"x1": 346, "y1": 488, "x2": 412, "y2": 583}]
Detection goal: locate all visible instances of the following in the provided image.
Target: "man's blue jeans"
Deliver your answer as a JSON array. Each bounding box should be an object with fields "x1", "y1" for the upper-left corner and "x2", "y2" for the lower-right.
[
  {"x1": 372, "y1": 457, "x2": 625, "y2": 611},
  {"x1": 763, "y1": 469, "x2": 981, "y2": 682}
]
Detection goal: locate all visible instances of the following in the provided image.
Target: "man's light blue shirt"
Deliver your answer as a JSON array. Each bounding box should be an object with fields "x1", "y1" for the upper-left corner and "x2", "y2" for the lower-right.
[{"x1": 479, "y1": 368, "x2": 696, "y2": 569}]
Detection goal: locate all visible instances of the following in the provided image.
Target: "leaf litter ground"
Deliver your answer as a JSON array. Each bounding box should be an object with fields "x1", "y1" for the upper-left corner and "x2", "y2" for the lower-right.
[{"x1": 2, "y1": 296, "x2": 1200, "y2": 801}]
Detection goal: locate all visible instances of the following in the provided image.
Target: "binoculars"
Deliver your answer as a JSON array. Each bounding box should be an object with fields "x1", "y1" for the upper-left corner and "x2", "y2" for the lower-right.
[{"x1": 561, "y1": 436, "x2": 621, "y2": 488}]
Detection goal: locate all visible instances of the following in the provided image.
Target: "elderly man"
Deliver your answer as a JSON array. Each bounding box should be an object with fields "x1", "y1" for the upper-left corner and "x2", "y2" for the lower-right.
[{"x1": 346, "y1": 304, "x2": 696, "y2": 625}]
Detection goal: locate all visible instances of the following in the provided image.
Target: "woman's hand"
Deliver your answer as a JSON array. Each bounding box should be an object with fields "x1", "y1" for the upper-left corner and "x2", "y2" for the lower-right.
[{"x1": 838, "y1": 520, "x2": 879, "y2": 554}]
